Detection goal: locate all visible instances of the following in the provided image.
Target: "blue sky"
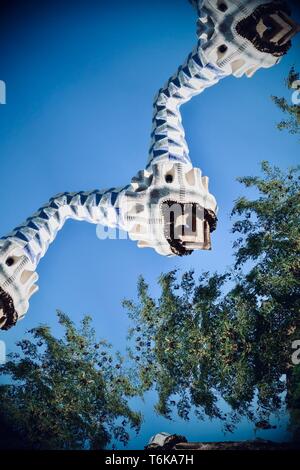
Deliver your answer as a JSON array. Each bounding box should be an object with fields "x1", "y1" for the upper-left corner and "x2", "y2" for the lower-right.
[{"x1": 0, "y1": 0, "x2": 299, "y2": 449}]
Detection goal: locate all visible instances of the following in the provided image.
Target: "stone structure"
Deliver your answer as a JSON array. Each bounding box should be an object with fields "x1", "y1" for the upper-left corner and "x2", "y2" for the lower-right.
[{"x1": 0, "y1": 1, "x2": 299, "y2": 330}]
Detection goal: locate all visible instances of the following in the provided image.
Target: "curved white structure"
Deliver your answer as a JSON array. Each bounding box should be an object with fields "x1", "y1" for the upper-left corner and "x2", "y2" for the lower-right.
[{"x1": 0, "y1": 0, "x2": 299, "y2": 329}]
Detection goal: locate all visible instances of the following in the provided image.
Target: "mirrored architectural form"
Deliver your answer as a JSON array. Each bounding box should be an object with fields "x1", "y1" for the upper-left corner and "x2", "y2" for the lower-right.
[{"x1": 0, "y1": 0, "x2": 299, "y2": 330}]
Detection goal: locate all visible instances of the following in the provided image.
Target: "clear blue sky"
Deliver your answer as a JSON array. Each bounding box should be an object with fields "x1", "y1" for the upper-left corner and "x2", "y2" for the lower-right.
[{"x1": 0, "y1": 0, "x2": 299, "y2": 449}]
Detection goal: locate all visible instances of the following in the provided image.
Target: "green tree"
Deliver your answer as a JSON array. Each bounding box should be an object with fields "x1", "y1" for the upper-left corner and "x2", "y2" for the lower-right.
[
  {"x1": 287, "y1": 365, "x2": 300, "y2": 443},
  {"x1": 123, "y1": 162, "x2": 300, "y2": 432},
  {"x1": 271, "y1": 67, "x2": 300, "y2": 135},
  {"x1": 0, "y1": 311, "x2": 141, "y2": 450}
]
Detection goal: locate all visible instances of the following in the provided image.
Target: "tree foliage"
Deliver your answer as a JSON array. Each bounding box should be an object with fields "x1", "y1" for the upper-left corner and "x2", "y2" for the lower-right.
[
  {"x1": 288, "y1": 365, "x2": 300, "y2": 442},
  {"x1": 1, "y1": 67, "x2": 300, "y2": 447},
  {"x1": 271, "y1": 67, "x2": 300, "y2": 135},
  {"x1": 123, "y1": 163, "x2": 300, "y2": 432},
  {"x1": 0, "y1": 162, "x2": 299, "y2": 445},
  {"x1": 0, "y1": 312, "x2": 141, "y2": 449}
]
